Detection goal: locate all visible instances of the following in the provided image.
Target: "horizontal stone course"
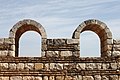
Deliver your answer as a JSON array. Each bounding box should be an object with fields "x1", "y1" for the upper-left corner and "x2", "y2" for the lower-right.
[{"x1": 0, "y1": 19, "x2": 120, "y2": 79}]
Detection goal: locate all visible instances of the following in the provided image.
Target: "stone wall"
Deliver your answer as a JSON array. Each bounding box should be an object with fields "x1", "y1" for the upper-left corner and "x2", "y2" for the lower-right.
[{"x1": 0, "y1": 19, "x2": 120, "y2": 80}]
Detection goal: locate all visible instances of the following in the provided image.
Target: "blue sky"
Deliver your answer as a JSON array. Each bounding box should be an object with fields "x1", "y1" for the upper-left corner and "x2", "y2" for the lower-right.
[{"x1": 0, "y1": 0, "x2": 120, "y2": 57}]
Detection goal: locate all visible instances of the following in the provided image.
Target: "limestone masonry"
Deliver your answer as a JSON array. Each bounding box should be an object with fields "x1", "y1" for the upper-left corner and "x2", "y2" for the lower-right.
[{"x1": 0, "y1": 19, "x2": 120, "y2": 80}]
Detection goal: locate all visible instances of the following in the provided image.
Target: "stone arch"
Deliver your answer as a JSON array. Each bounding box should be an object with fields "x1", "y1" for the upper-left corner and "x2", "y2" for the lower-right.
[
  {"x1": 9, "y1": 19, "x2": 47, "y2": 57},
  {"x1": 72, "y1": 19, "x2": 112, "y2": 57}
]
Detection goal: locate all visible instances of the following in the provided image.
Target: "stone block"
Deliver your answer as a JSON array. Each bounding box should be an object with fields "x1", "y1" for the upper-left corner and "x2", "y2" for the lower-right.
[
  {"x1": 65, "y1": 76, "x2": 73, "y2": 80},
  {"x1": 8, "y1": 51, "x2": 15, "y2": 57},
  {"x1": 17, "y1": 63, "x2": 24, "y2": 71},
  {"x1": 35, "y1": 63, "x2": 43, "y2": 70},
  {"x1": 43, "y1": 76, "x2": 48, "y2": 80},
  {"x1": 44, "y1": 63, "x2": 49, "y2": 71},
  {"x1": 56, "y1": 63, "x2": 63, "y2": 70},
  {"x1": 10, "y1": 76, "x2": 22, "y2": 80},
  {"x1": 83, "y1": 76, "x2": 94, "y2": 80},
  {"x1": 46, "y1": 51, "x2": 59, "y2": 57},
  {"x1": 95, "y1": 63, "x2": 102, "y2": 70},
  {"x1": 4, "y1": 38, "x2": 12, "y2": 44},
  {"x1": 50, "y1": 63, "x2": 56, "y2": 70},
  {"x1": 9, "y1": 63, "x2": 16, "y2": 70},
  {"x1": 23, "y1": 76, "x2": 34, "y2": 80},
  {"x1": 67, "y1": 39, "x2": 79, "y2": 44},
  {"x1": 102, "y1": 76, "x2": 109, "y2": 80},
  {"x1": 0, "y1": 63, "x2": 8, "y2": 70},
  {"x1": 112, "y1": 51, "x2": 120, "y2": 57},
  {"x1": 76, "y1": 63, "x2": 85, "y2": 70},
  {"x1": 111, "y1": 63, "x2": 117, "y2": 70},
  {"x1": 47, "y1": 39, "x2": 53, "y2": 46},
  {"x1": 86, "y1": 63, "x2": 96, "y2": 70},
  {"x1": 0, "y1": 50, "x2": 8, "y2": 57},
  {"x1": 53, "y1": 39, "x2": 66, "y2": 46},
  {"x1": 25, "y1": 63, "x2": 34, "y2": 71},
  {"x1": 10, "y1": 45, "x2": 15, "y2": 51},
  {"x1": 35, "y1": 77, "x2": 42, "y2": 80},
  {"x1": 102, "y1": 63, "x2": 109, "y2": 70},
  {"x1": 49, "y1": 76, "x2": 54, "y2": 80},
  {"x1": 60, "y1": 51, "x2": 72, "y2": 57},
  {"x1": 74, "y1": 75, "x2": 82, "y2": 80},
  {"x1": 110, "y1": 75, "x2": 118, "y2": 80},
  {"x1": 94, "y1": 75, "x2": 101, "y2": 80},
  {"x1": 56, "y1": 76, "x2": 64, "y2": 80},
  {"x1": 0, "y1": 77, "x2": 9, "y2": 80}
]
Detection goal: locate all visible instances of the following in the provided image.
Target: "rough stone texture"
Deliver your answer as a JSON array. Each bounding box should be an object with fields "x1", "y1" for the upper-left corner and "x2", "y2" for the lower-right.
[
  {"x1": 110, "y1": 75, "x2": 118, "y2": 80},
  {"x1": 83, "y1": 76, "x2": 94, "y2": 80},
  {"x1": 35, "y1": 77, "x2": 42, "y2": 80},
  {"x1": 9, "y1": 63, "x2": 16, "y2": 70},
  {"x1": 25, "y1": 63, "x2": 34, "y2": 71},
  {"x1": 10, "y1": 76, "x2": 22, "y2": 80},
  {"x1": 43, "y1": 76, "x2": 48, "y2": 80},
  {"x1": 60, "y1": 51, "x2": 72, "y2": 57},
  {"x1": 0, "y1": 77, "x2": 9, "y2": 80},
  {"x1": 17, "y1": 63, "x2": 24, "y2": 71},
  {"x1": 23, "y1": 76, "x2": 34, "y2": 80},
  {"x1": 0, "y1": 19, "x2": 120, "y2": 79},
  {"x1": 0, "y1": 63, "x2": 8, "y2": 70},
  {"x1": 35, "y1": 63, "x2": 43, "y2": 70},
  {"x1": 76, "y1": 63, "x2": 85, "y2": 70},
  {"x1": 86, "y1": 63, "x2": 96, "y2": 70},
  {"x1": 94, "y1": 75, "x2": 101, "y2": 80}
]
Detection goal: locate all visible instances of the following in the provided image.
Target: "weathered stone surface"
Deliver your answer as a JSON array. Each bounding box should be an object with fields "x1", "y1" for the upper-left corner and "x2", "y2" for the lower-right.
[
  {"x1": 25, "y1": 63, "x2": 34, "y2": 71},
  {"x1": 111, "y1": 63, "x2": 117, "y2": 70},
  {"x1": 0, "y1": 51, "x2": 8, "y2": 57},
  {"x1": 8, "y1": 51, "x2": 15, "y2": 57},
  {"x1": 86, "y1": 63, "x2": 95, "y2": 70},
  {"x1": 43, "y1": 76, "x2": 48, "y2": 80},
  {"x1": 17, "y1": 63, "x2": 24, "y2": 71},
  {"x1": 65, "y1": 76, "x2": 73, "y2": 80},
  {"x1": 102, "y1": 76, "x2": 109, "y2": 80},
  {"x1": 112, "y1": 51, "x2": 120, "y2": 57},
  {"x1": 50, "y1": 63, "x2": 56, "y2": 70},
  {"x1": 0, "y1": 77, "x2": 9, "y2": 80},
  {"x1": 74, "y1": 75, "x2": 82, "y2": 80},
  {"x1": 56, "y1": 76, "x2": 64, "y2": 80},
  {"x1": 10, "y1": 76, "x2": 22, "y2": 80},
  {"x1": 46, "y1": 51, "x2": 59, "y2": 57},
  {"x1": 76, "y1": 63, "x2": 85, "y2": 70},
  {"x1": 67, "y1": 39, "x2": 79, "y2": 44},
  {"x1": 9, "y1": 63, "x2": 16, "y2": 70},
  {"x1": 49, "y1": 76, "x2": 54, "y2": 80},
  {"x1": 60, "y1": 51, "x2": 72, "y2": 57},
  {"x1": 23, "y1": 76, "x2": 34, "y2": 80},
  {"x1": 83, "y1": 76, "x2": 94, "y2": 80},
  {"x1": 110, "y1": 75, "x2": 118, "y2": 80},
  {"x1": 94, "y1": 75, "x2": 101, "y2": 80},
  {"x1": 96, "y1": 63, "x2": 102, "y2": 70},
  {"x1": 56, "y1": 63, "x2": 63, "y2": 70},
  {"x1": 44, "y1": 63, "x2": 49, "y2": 71},
  {"x1": 35, "y1": 63, "x2": 43, "y2": 70},
  {"x1": 35, "y1": 77, "x2": 42, "y2": 80},
  {"x1": 102, "y1": 63, "x2": 109, "y2": 70},
  {"x1": 0, "y1": 63, "x2": 8, "y2": 70},
  {"x1": 53, "y1": 39, "x2": 66, "y2": 46}
]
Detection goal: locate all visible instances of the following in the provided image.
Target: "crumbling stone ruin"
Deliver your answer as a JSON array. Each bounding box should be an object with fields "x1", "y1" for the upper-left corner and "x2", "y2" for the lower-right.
[{"x1": 0, "y1": 19, "x2": 120, "y2": 80}]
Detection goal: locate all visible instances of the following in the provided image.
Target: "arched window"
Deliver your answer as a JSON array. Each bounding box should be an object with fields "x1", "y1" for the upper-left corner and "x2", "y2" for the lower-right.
[
  {"x1": 19, "y1": 31, "x2": 41, "y2": 57},
  {"x1": 72, "y1": 19, "x2": 112, "y2": 57},
  {"x1": 80, "y1": 31, "x2": 100, "y2": 57},
  {"x1": 9, "y1": 19, "x2": 47, "y2": 57}
]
